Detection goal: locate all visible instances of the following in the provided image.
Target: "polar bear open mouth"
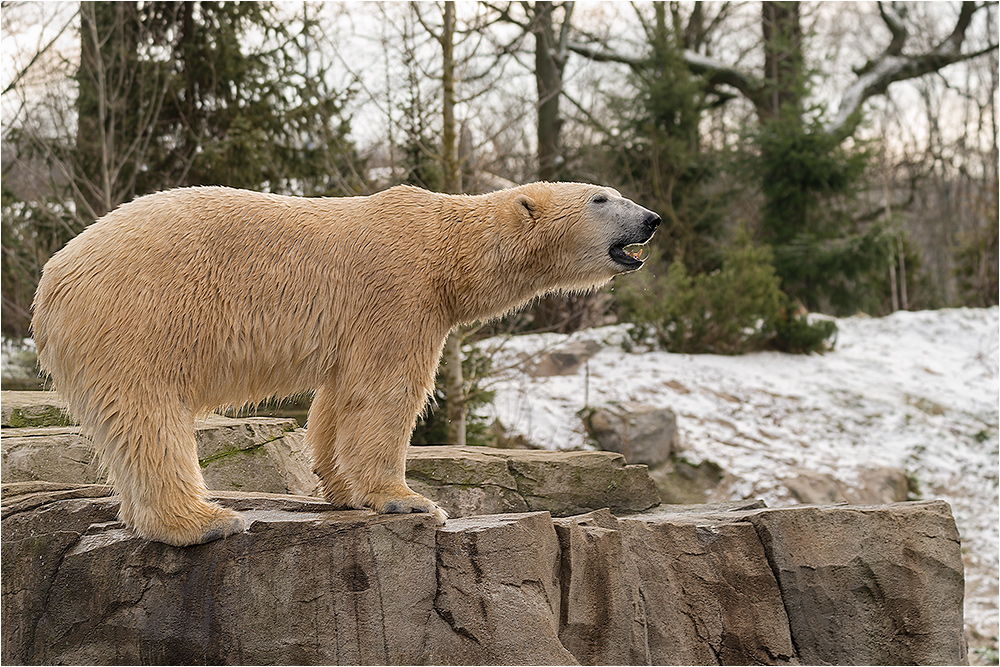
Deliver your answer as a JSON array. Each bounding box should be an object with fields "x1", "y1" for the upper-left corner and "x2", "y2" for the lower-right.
[{"x1": 610, "y1": 242, "x2": 650, "y2": 271}]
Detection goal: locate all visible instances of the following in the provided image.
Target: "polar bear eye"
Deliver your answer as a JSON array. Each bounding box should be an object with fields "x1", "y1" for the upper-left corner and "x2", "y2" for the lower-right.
[{"x1": 592, "y1": 194, "x2": 608, "y2": 204}]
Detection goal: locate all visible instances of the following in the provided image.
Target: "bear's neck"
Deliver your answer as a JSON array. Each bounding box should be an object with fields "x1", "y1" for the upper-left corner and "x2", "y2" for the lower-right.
[{"x1": 436, "y1": 193, "x2": 554, "y2": 326}]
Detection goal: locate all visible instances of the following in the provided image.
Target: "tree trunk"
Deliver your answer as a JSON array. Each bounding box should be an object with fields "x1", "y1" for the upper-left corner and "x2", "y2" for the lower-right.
[
  {"x1": 441, "y1": 1, "x2": 460, "y2": 194},
  {"x1": 530, "y1": 1, "x2": 604, "y2": 332},
  {"x1": 760, "y1": 1, "x2": 803, "y2": 122},
  {"x1": 439, "y1": 1, "x2": 466, "y2": 445},
  {"x1": 532, "y1": 1, "x2": 565, "y2": 181}
]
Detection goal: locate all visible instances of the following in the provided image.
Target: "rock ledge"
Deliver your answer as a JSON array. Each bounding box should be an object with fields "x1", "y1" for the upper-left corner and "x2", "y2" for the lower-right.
[{"x1": 1, "y1": 483, "x2": 967, "y2": 666}]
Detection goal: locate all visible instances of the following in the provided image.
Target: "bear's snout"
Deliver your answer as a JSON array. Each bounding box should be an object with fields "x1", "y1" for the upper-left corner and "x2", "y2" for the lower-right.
[{"x1": 604, "y1": 200, "x2": 660, "y2": 272}]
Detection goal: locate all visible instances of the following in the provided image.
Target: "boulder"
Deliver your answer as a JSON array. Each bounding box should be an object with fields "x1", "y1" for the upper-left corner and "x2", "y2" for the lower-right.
[
  {"x1": 585, "y1": 403, "x2": 678, "y2": 467},
  {"x1": 782, "y1": 466, "x2": 911, "y2": 505},
  {"x1": 0, "y1": 414, "x2": 318, "y2": 498},
  {"x1": 648, "y1": 456, "x2": 725, "y2": 504},
  {"x1": 749, "y1": 502, "x2": 967, "y2": 665},
  {"x1": 1, "y1": 484, "x2": 967, "y2": 666},
  {"x1": 196, "y1": 415, "x2": 319, "y2": 497},
  {"x1": 529, "y1": 340, "x2": 603, "y2": 377}
]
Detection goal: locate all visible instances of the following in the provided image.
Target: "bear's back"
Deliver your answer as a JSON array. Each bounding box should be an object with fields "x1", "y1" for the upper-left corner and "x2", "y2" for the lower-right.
[{"x1": 32, "y1": 187, "x2": 372, "y2": 404}]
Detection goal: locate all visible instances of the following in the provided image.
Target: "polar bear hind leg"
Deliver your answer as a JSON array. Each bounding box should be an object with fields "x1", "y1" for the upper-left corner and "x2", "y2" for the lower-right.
[{"x1": 95, "y1": 396, "x2": 246, "y2": 546}]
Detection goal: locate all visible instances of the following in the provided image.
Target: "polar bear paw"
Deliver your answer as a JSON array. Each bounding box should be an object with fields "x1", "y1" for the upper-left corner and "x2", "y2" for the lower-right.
[
  {"x1": 138, "y1": 504, "x2": 247, "y2": 547},
  {"x1": 379, "y1": 494, "x2": 448, "y2": 525},
  {"x1": 193, "y1": 508, "x2": 248, "y2": 545}
]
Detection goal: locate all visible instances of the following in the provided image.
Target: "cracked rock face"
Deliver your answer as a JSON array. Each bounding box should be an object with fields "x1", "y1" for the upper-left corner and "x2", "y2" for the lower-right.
[{"x1": 1, "y1": 484, "x2": 967, "y2": 666}]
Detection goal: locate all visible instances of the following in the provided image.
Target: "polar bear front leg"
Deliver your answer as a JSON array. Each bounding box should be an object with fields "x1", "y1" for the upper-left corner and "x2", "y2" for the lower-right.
[
  {"x1": 307, "y1": 379, "x2": 448, "y2": 524},
  {"x1": 306, "y1": 385, "x2": 356, "y2": 507}
]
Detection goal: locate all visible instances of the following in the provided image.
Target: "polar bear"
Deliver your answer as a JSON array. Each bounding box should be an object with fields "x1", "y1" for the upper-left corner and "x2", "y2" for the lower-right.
[{"x1": 32, "y1": 182, "x2": 659, "y2": 546}]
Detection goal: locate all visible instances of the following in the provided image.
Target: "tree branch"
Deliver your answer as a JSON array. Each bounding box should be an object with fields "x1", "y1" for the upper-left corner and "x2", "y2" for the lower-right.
[
  {"x1": 566, "y1": 40, "x2": 643, "y2": 69},
  {"x1": 879, "y1": 2, "x2": 907, "y2": 56},
  {"x1": 682, "y1": 49, "x2": 766, "y2": 103},
  {"x1": 828, "y1": 2, "x2": 998, "y2": 139},
  {"x1": 556, "y1": 1, "x2": 575, "y2": 62},
  {"x1": 2, "y1": 8, "x2": 78, "y2": 97},
  {"x1": 941, "y1": 0, "x2": 977, "y2": 53}
]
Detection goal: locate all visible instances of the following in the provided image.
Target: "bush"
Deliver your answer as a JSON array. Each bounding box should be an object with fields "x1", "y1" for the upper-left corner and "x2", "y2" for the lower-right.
[
  {"x1": 621, "y1": 234, "x2": 836, "y2": 355},
  {"x1": 772, "y1": 310, "x2": 838, "y2": 354}
]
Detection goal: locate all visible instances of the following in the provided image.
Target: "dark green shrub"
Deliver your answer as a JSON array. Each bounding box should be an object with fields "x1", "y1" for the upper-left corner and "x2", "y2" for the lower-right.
[
  {"x1": 621, "y1": 234, "x2": 836, "y2": 355},
  {"x1": 772, "y1": 305, "x2": 838, "y2": 354}
]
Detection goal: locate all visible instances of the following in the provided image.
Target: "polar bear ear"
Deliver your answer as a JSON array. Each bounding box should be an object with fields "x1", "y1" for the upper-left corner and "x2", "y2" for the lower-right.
[{"x1": 517, "y1": 195, "x2": 539, "y2": 222}]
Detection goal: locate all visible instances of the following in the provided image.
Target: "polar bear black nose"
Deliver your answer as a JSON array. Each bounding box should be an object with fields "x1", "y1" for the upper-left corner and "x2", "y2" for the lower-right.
[{"x1": 644, "y1": 212, "x2": 661, "y2": 233}]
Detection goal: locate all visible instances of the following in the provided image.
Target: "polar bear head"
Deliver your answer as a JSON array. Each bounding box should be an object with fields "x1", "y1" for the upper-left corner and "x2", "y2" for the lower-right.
[{"x1": 507, "y1": 181, "x2": 661, "y2": 293}]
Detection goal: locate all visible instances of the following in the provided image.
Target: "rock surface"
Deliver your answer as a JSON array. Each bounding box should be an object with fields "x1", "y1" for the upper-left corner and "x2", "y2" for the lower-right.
[
  {"x1": 1, "y1": 392, "x2": 659, "y2": 518},
  {"x1": 2, "y1": 483, "x2": 967, "y2": 666},
  {"x1": 1, "y1": 391, "x2": 71, "y2": 428},
  {"x1": 1, "y1": 412, "x2": 319, "y2": 497},
  {"x1": 781, "y1": 466, "x2": 911, "y2": 505},
  {"x1": 407, "y1": 445, "x2": 660, "y2": 518},
  {"x1": 528, "y1": 340, "x2": 603, "y2": 377}
]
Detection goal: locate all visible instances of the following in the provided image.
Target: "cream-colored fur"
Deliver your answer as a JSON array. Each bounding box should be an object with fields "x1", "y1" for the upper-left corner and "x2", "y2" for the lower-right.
[{"x1": 32, "y1": 182, "x2": 659, "y2": 546}]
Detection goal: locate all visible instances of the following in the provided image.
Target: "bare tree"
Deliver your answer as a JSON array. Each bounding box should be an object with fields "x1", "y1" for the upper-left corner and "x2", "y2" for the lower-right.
[
  {"x1": 570, "y1": 2, "x2": 997, "y2": 142},
  {"x1": 411, "y1": 1, "x2": 517, "y2": 443},
  {"x1": 485, "y1": 1, "x2": 576, "y2": 181}
]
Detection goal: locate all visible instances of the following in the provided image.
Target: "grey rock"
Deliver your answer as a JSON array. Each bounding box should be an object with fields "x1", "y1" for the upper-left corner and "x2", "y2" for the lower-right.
[
  {"x1": 1, "y1": 391, "x2": 71, "y2": 427},
  {"x1": 618, "y1": 509, "x2": 798, "y2": 665},
  {"x1": 783, "y1": 466, "x2": 910, "y2": 505},
  {"x1": 553, "y1": 509, "x2": 649, "y2": 664},
  {"x1": 2, "y1": 485, "x2": 437, "y2": 665},
  {"x1": 406, "y1": 445, "x2": 660, "y2": 518},
  {"x1": 505, "y1": 448, "x2": 660, "y2": 516},
  {"x1": 1, "y1": 413, "x2": 316, "y2": 497},
  {"x1": 749, "y1": 502, "x2": 967, "y2": 665},
  {"x1": 585, "y1": 403, "x2": 678, "y2": 467},
  {"x1": 529, "y1": 340, "x2": 603, "y2": 377},
  {"x1": 648, "y1": 456, "x2": 725, "y2": 504},
  {"x1": 2, "y1": 392, "x2": 659, "y2": 517},
  {"x1": 197, "y1": 415, "x2": 319, "y2": 497},
  {"x1": 434, "y1": 512, "x2": 576, "y2": 664},
  {"x1": 1, "y1": 427, "x2": 103, "y2": 484}
]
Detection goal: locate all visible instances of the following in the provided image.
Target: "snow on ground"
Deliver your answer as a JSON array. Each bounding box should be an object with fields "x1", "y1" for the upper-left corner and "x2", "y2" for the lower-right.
[{"x1": 482, "y1": 307, "x2": 999, "y2": 645}]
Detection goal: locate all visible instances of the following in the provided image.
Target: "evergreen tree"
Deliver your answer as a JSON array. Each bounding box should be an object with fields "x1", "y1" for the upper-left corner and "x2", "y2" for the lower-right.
[
  {"x1": 747, "y1": 2, "x2": 887, "y2": 314},
  {"x1": 605, "y1": 3, "x2": 725, "y2": 275},
  {"x1": 751, "y1": 117, "x2": 886, "y2": 314}
]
